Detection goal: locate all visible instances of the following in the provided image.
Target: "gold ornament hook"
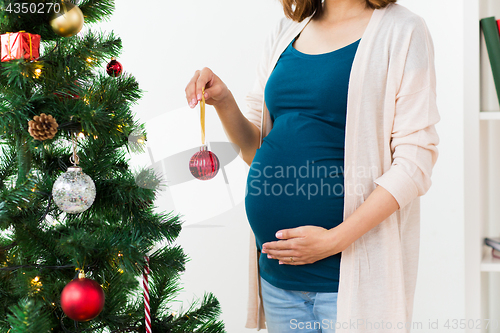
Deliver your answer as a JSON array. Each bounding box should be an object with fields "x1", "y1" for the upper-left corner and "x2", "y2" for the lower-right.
[{"x1": 200, "y1": 87, "x2": 205, "y2": 145}]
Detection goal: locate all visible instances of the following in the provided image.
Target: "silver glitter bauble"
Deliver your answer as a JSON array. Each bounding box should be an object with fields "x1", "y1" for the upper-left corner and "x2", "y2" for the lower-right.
[{"x1": 52, "y1": 166, "x2": 96, "y2": 214}]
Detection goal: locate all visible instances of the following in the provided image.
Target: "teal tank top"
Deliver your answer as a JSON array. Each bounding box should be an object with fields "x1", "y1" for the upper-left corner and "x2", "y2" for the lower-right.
[{"x1": 245, "y1": 36, "x2": 360, "y2": 292}]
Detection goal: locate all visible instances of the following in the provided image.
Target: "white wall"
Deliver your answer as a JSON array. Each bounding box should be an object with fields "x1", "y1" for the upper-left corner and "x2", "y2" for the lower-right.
[
  {"x1": 397, "y1": 0, "x2": 467, "y2": 330},
  {"x1": 97, "y1": 1, "x2": 467, "y2": 332}
]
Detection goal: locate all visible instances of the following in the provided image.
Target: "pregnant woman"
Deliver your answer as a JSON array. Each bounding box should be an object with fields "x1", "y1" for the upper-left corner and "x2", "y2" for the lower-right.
[{"x1": 185, "y1": 0, "x2": 440, "y2": 332}]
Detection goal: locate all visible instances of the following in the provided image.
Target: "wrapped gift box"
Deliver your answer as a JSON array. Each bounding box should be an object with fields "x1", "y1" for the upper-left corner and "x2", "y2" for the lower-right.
[{"x1": 1, "y1": 31, "x2": 41, "y2": 62}]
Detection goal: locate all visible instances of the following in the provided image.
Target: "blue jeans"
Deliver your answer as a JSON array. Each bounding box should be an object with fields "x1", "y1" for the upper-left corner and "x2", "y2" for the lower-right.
[{"x1": 260, "y1": 276, "x2": 338, "y2": 333}]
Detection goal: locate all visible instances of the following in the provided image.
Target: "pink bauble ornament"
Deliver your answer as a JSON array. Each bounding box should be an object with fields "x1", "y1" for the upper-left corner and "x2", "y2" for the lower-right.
[{"x1": 189, "y1": 145, "x2": 220, "y2": 180}]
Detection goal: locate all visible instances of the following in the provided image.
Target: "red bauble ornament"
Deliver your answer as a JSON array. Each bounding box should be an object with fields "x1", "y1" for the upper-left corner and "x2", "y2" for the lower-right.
[
  {"x1": 106, "y1": 57, "x2": 123, "y2": 77},
  {"x1": 189, "y1": 145, "x2": 220, "y2": 180},
  {"x1": 61, "y1": 275, "x2": 105, "y2": 322}
]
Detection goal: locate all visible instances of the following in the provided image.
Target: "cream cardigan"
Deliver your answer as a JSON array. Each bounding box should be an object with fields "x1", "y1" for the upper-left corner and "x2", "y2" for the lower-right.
[{"x1": 241, "y1": 3, "x2": 440, "y2": 332}]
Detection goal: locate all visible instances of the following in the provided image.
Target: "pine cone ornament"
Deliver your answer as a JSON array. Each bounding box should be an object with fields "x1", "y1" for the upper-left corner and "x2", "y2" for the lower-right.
[{"x1": 28, "y1": 113, "x2": 58, "y2": 141}]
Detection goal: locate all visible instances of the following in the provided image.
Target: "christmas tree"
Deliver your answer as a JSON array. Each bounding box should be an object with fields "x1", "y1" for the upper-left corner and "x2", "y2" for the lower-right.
[{"x1": 0, "y1": 0, "x2": 225, "y2": 332}]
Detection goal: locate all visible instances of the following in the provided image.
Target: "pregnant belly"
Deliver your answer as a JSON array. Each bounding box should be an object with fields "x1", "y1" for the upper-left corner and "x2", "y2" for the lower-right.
[{"x1": 245, "y1": 144, "x2": 345, "y2": 249}]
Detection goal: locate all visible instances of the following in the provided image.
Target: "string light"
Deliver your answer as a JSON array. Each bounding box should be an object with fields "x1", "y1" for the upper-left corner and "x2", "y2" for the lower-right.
[
  {"x1": 31, "y1": 276, "x2": 43, "y2": 293},
  {"x1": 33, "y1": 68, "x2": 42, "y2": 79},
  {"x1": 78, "y1": 132, "x2": 85, "y2": 139}
]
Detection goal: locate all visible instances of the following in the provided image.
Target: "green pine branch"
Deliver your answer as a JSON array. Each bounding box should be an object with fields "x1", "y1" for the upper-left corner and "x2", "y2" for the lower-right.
[
  {"x1": 168, "y1": 293, "x2": 225, "y2": 333},
  {"x1": 0, "y1": 0, "x2": 226, "y2": 331},
  {"x1": 0, "y1": 145, "x2": 16, "y2": 188},
  {"x1": 6, "y1": 299, "x2": 52, "y2": 333},
  {"x1": 79, "y1": 0, "x2": 115, "y2": 24}
]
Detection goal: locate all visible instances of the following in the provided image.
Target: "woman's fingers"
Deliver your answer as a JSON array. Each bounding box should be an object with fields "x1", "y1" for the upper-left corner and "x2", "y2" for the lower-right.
[
  {"x1": 185, "y1": 67, "x2": 216, "y2": 108},
  {"x1": 204, "y1": 84, "x2": 221, "y2": 102},
  {"x1": 185, "y1": 70, "x2": 201, "y2": 108},
  {"x1": 265, "y1": 249, "x2": 295, "y2": 258},
  {"x1": 264, "y1": 247, "x2": 306, "y2": 265},
  {"x1": 279, "y1": 257, "x2": 303, "y2": 265},
  {"x1": 265, "y1": 251, "x2": 304, "y2": 265},
  {"x1": 195, "y1": 67, "x2": 214, "y2": 100},
  {"x1": 186, "y1": 67, "x2": 228, "y2": 107}
]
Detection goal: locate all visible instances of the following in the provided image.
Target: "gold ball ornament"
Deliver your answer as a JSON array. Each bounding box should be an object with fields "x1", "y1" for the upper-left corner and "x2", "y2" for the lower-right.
[{"x1": 49, "y1": 1, "x2": 84, "y2": 38}]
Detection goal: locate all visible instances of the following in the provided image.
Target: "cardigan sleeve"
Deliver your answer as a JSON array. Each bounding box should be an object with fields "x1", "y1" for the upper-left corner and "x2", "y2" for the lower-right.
[
  {"x1": 243, "y1": 18, "x2": 287, "y2": 133},
  {"x1": 373, "y1": 16, "x2": 440, "y2": 210}
]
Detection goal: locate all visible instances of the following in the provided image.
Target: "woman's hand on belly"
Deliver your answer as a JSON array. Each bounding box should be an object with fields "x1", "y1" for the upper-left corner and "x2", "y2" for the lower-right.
[
  {"x1": 261, "y1": 225, "x2": 342, "y2": 265},
  {"x1": 261, "y1": 185, "x2": 402, "y2": 265}
]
